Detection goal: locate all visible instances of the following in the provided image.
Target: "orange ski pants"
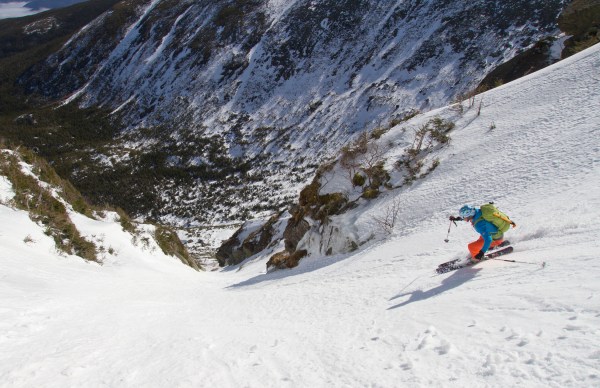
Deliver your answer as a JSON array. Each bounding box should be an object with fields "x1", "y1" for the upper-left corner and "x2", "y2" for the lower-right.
[{"x1": 468, "y1": 237, "x2": 504, "y2": 258}]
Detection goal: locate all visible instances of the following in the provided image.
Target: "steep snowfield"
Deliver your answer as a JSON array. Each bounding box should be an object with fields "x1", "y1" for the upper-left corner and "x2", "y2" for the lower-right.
[{"x1": 2, "y1": 44, "x2": 600, "y2": 387}]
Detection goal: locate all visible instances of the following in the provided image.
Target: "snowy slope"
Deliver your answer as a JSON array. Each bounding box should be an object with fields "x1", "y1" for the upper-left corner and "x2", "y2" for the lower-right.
[{"x1": 2, "y1": 44, "x2": 600, "y2": 387}]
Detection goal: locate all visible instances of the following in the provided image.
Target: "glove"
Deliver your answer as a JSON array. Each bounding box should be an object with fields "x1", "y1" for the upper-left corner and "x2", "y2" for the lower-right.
[
  {"x1": 449, "y1": 216, "x2": 463, "y2": 221},
  {"x1": 474, "y1": 251, "x2": 485, "y2": 261}
]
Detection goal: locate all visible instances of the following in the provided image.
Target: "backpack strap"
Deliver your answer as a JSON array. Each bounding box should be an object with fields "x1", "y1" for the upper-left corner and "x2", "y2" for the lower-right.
[
  {"x1": 474, "y1": 209, "x2": 517, "y2": 229},
  {"x1": 493, "y1": 211, "x2": 517, "y2": 228}
]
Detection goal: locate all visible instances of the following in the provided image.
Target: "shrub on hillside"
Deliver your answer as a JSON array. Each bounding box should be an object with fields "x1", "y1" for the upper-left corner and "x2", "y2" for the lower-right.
[
  {"x1": 155, "y1": 225, "x2": 200, "y2": 271},
  {"x1": 396, "y1": 116, "x2": 453, "y2": 185},
  {"x1": 352, "y1": 172, "x2": 366, "y2": 187},
  {"x1": 340, "y1": 132, "x2": 390, "y2": 196},
  {"x1": 0, "y1": 149, "x2": 98, "y2": 262}
]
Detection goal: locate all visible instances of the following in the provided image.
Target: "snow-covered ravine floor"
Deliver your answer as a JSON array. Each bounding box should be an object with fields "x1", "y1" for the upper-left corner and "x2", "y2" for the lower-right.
[{"x1": 2, "y1": 45, "x2": 600, "y2": 387}]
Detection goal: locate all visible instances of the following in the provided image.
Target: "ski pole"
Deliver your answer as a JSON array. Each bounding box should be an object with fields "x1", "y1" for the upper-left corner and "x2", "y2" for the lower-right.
[
  {"x1": 490, "y1": 258, "x2": 546, "y2": 267},
  {"x1": 444, "y1": 220, "x2": 456, "y2": 243}
]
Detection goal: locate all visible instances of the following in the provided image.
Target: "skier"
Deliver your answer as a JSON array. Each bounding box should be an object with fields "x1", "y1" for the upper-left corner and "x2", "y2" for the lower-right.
[{"x1": 449, "y1": 204, "x2": 515, "y2": 262}]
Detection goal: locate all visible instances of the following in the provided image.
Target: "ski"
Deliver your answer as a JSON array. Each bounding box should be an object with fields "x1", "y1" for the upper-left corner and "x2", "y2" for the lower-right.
[
  {"x1": 491, "y1": 240, "x2": 511, "y2": 250},
  {"x1": 436, "y1": 241, "x2": 511, "y2": 271},
  {"x1": 484, "y1": 246, "x2": 514, "y2": 259},
  {"x1": 436, "y1": 246, "x2": 514, "y2": 274}
]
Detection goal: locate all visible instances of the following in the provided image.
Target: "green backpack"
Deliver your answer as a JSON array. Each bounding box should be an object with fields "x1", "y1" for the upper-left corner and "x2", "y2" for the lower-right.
[{"x1": 475, "y1": 203, "x2": 516, "y2": 238}]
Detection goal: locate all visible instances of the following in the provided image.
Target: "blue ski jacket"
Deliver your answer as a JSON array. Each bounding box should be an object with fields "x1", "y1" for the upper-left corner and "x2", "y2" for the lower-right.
[{"x1": 471, "y1": 209, "x2": 500, "y2": 253}]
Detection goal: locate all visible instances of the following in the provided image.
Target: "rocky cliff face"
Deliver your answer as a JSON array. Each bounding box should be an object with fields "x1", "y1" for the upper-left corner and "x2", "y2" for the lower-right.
[
  {"x1": 18, "y1": 0, "x2": 569, "y2": 225},
  {"x1": 559, "y1": 0, "x2": 600, "y2": 57}
]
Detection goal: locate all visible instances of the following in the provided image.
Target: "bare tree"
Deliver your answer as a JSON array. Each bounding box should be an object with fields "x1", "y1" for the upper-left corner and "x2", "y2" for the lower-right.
[
  {"x1": 371, "y1": 198, "x2": 402, "y2": 235},
  {"x1": 340, "y1": 133, "x2": 368, "y2": 185},
  {"x1": 358, "y1": 142, "x2": 386, "y2": 187}
]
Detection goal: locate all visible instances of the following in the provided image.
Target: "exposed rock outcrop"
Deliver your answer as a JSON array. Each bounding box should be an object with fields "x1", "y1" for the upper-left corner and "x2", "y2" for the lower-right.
[
  {"x1": 558, "y1": 0, "x2": 600, "y2": 57},
  {"x1": 14, "y1": 113, "x2": 37, "y2": 126},
  {"x1": 265, "y1": 178, "x2": 351, "y2": 271},
  {"x1": 266, "y1": 249, "x2": 308, "y2": 272},
  {"x1": 477, "y1": 38, "x2": 556, "y2": 91},
  {"x1": 215, "y1": 212, "x2": 283, "y2": 267}
]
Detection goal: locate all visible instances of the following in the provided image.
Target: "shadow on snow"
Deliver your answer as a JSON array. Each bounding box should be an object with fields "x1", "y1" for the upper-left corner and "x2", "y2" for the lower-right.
[
  {"x1": 388, "y1": 267, "x2": 482, "y2": 310},
  {"x1": 224, "y1": 246, "x2": 377, "y2": 289}
]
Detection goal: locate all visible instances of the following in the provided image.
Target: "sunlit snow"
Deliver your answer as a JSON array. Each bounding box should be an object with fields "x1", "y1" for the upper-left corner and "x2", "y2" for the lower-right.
[{"x1": 1, "y1": 43, "x2": 599, "y2": 387}]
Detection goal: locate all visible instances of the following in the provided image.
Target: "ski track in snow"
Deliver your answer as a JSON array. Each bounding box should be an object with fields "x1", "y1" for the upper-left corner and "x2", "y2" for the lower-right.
[{"x1": 2, "y1": 46, "x2": 600, "y2": 387}]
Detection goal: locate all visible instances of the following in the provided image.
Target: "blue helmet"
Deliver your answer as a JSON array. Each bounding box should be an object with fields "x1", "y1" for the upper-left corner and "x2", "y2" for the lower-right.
[{"x1": 459, "y1": 205, "x2": 476, "y2": 218}]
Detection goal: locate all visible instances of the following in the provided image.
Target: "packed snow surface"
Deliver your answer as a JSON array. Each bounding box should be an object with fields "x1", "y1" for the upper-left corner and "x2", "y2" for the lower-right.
[{"x1": 1, "y1": 44, "x2": 600, "y2": 387}]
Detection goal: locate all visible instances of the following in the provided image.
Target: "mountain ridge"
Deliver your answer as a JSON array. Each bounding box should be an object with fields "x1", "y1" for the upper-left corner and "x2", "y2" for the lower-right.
[{"x1": 5, "y1": 0, "x2": 570, "y2": 225}]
